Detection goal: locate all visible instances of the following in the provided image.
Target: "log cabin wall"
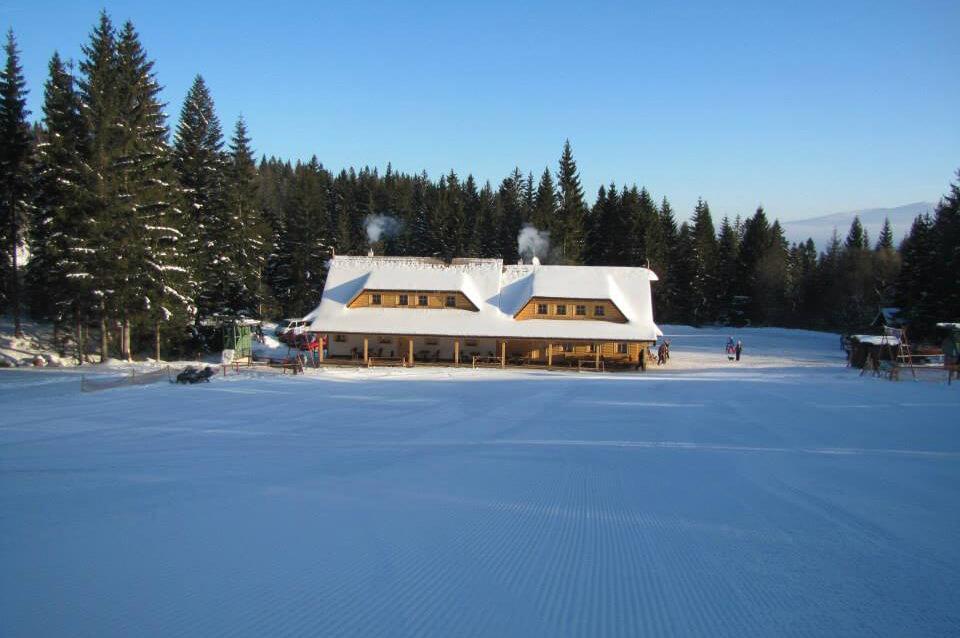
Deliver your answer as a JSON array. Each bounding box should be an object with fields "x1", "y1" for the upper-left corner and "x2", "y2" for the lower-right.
[
  {"x1": 348, "y1": 290, "x2": 477, "y2": 311},
  {"x1": 514, "y1": 297, "x2": 627, "y2": 323}
]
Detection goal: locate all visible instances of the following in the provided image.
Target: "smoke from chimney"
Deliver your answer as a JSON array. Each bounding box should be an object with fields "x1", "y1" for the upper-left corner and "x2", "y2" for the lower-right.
[
  {"x1": 517, "y1": 224, "x2": 550, "y2": 263},
  {"x1": 364, "y1": 213, "x2": 403, "y2": 245}
]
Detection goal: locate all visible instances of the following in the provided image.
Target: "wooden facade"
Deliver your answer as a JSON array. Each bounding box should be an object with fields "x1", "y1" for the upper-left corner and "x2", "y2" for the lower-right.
[
  {"x1": 348, "y1": 289, "x2": 478, "y2": 311},
  {"x1": 514, "y1": 297, "x2": 627, "y2": 323}
]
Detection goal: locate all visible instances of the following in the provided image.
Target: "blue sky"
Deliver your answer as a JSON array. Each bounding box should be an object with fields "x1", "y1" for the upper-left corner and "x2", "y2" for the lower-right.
[{"x1": 6, "y1": 0, "x2": 958, "y2": 221}]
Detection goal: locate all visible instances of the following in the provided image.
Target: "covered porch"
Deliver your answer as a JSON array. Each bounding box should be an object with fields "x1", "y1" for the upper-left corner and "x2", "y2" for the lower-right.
[{"x1": 319, "y1": 333, "x2": 650, "y2": 370}]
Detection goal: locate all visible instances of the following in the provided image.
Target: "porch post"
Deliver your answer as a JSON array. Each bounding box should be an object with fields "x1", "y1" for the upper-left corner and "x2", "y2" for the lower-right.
[
  {"x1": 408, "y1": 338, "x2": 414, "y2": 367},
  {"x1": 595, "y1": 343, "x2": 600, "y2": 368},
  {"x1": 500, "y1": 341, "x2": 506, "y2": 368},
  {"x1": 547, "y1": 343, "x2": 553, "y2": 368},
  {"x1": 454, "y1": 340, "x2": 460, "y2": 367},
  {"x1": 363, "y1": 337, "x2": 369, "y2": 365},
  {"x1": 318, "y1": 335, "x2": 325, "y2": 362}
]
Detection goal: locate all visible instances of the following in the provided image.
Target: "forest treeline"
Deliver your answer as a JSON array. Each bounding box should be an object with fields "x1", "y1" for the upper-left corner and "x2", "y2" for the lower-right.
[{"x1": 0, "y1": 13, "x2": 958, "y2": 359}]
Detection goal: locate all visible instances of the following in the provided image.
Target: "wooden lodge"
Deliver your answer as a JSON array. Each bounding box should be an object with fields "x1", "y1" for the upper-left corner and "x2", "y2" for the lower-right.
[{"x1": 305, "y1": 256, "x2": 661, "y2": 370}]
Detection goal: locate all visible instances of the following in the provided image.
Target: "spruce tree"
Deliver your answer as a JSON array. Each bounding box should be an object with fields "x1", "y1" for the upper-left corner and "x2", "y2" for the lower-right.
[
  {"x1": 225, "y1": 117, "x2": 268, "y2": 315},
  {"x1": 0, "y1": 30, "x2": 32, "y2": 337},
  {"x1": 28, "y1": 53, "x2": 98, "y2": 355},
  {"x1": 896, "y1": 214, "x2": 938, "y2": 333},
  {"x1": 497, "y1": 168, "x2": 525, "y2": 263},
  {"x1": 114, "y1": 20, "x2": 190, "y2": 358},
  {"x1": 531, "y1": 167, "x2": 557, "y2": 233},
  {"x1": 555, "y1": 140, "x2": 588, "y2": 263},
  {"x1": 716, "y1": 216, "x2": 740, "y2": 324},
  {"x1": 690, "y1": 198, "x2": 719, "y2": 323},
  {"x1": 173, "y1": 75, "x2": 227, "y2": 315},
  {"x1": 77, "y1": 12, "x2": 120, "y2": 358},
  {"x1": 875, "y1": 217, "x2": 894, "y2": 251},
  {"x1": 932, "y1": 170, "x2": 960, "y2": 322}
]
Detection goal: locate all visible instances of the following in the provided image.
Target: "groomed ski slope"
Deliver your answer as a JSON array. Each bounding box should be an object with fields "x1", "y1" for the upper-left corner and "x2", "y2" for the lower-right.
[{"x1": 1, "y1": 327, "x2": 959, "y2": 637}]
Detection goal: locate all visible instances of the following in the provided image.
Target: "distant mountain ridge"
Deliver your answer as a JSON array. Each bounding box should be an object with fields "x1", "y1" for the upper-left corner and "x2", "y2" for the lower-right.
[{"x1": 781, "y1": 202, "x2": 935, "y2": 250}]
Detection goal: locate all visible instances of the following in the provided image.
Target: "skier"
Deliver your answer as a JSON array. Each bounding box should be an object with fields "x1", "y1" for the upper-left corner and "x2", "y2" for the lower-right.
[
  {"x1": 725, "y1": 336, "x2": 735, "y2": 361},
  {"x1": 735, "y1": 339, "x2": 743, "y2": 362}
]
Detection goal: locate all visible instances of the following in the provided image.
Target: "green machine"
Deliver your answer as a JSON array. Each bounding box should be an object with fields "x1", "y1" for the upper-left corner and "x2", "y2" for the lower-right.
[{"x1": 221, "y1": 318, "x2": 258, "y2": 361}]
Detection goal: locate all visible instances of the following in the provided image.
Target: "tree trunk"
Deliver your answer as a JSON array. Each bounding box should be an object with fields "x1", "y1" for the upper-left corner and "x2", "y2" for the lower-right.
[
  {"x1": 9, "y1": 223, "x2": 22, "y2": 338},
  {"x1": 99, "y1": 300, "x2": 108, "y2": 363},
  {"x1": 75, "y1": 312, "x2": 84, "y2": 365},
  {"x1": 122, "y1": 318, "x2": 131, "y2": 361},
  {"x1": 154, "y1": 321, "x2": 161, "y2": 361}
]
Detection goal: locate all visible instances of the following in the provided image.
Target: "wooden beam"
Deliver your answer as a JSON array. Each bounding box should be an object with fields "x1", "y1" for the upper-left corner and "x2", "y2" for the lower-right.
[
  {"x1": 408, "y1": 338, "x2": 414, "y2": 367},
  {"x1": 363, "y1": 337, "x2": 368, "y2": 365},
  {"x1": 547, "y1": 343, "x2": 553, "y2": 367},
  {"x1": 500, "y1": 341, "x2": 506, "y2": 368},
  {"x1": 318, "y1": 335, "x2": 324, "y2": 362},
  {"x1": 454, "y1": 340, "x2": 460, "y2": 367},
  {"x1": 595, "y1": 343, "x2": 600, "y2": 368}
]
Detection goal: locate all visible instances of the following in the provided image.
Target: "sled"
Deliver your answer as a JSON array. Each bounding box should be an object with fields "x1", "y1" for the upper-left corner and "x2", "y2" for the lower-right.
[{"x1": 174, "y1": 365, "x2": 216, "y2": 384}]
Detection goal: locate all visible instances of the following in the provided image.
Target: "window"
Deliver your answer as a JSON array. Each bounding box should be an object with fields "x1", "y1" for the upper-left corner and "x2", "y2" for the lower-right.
[
  {"x1": 445, "y1": 295, "x2": 456, "y2": 307},
  {"x1": 617, "y1": 343, "x2": 628, "y2": 354},
  {"x1": 575, "y1": 304, "x2": 586, "y2": 316},
  {"x1": 371, "y1": 293, "x2": 382, "y2": 305},
  {"x1": 378, "y1": 337, "x2": 392, "y2": 344},
  {"x1": 594, "y1": 305, "x2": 605, "y2": 317},
  {"x1": 425, "y1": 338, "x2": 439, "y2": 345},
  {"x1": 537, "y1": 303, "x2": 548, "y2": 315},
  {"x1": 589, "y1": 343, "x2": 596, "y2": 353},
  {"x1": 556, "y1": 304, "x2": 567, "y2": 316},
  {"x1": 418, "y1": 295, "x2": 428, "y2": 306},
  {"x1": 334, "y1": 334, "x2": 347, "y2": 342},
  {"x1": 564, "y1": 343, "x2": 574, "y2": 352},
  {"x1": 398, "y1": 294, "x2": 408, "y2": 306},
  {"x1": 465, "y1": 340, "x2": 478, "y2": 346}
]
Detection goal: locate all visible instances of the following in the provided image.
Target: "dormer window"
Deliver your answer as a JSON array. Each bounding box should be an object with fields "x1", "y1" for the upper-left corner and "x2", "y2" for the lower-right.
[
  {"x1": 537, "y1": 303, "x2": 548, "y2": 315},
  {"x1": 418, "y1": 295, "x2": 428, "y2": 306},
  {"x1": 556, "y1": 304, "x2": 567, "y2": 316},
  {"x1": 371, "y1": 293, "x2": 382, "y2": 305},
  {"x1": 398, "y1": 294, "x2": 408, "y2": 306},
  {"x1": 445, "y1": 295, "x2": 456, "y2": 307},
  {"x1": 594, "y1": 305, "x2": 605, "y2": 317}
]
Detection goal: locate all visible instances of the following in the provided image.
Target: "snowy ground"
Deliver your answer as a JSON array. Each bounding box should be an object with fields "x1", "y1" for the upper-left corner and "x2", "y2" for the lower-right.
[{"x1": 1, "y1": 327, "x2": 959, "y2": 637}]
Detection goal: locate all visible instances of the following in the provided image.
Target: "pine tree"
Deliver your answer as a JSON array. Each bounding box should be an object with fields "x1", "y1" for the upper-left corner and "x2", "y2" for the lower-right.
[
  {"x1": 531, "y1": 167, "x2": 557, "y2": 233},
  {"x1": 477, "y1": 181, "x2": 499, "y2": 258},
  {"x1": 113, "y1": 20, "x2": 190, "y2": 358},
  {"x1": 690, "y1": 198, "x2": 719, "y2": 323},
  {"x1": 225, "y1": 117, "x2": 268, "y2": 314},
  {"x1": 875, "y1": 217, "x2": 894, "y2": 251},
  {"x1": 28, "y1": 53, "x2": 98, "y2": 353},
  {"x1": 932, "y1": 170, "x2": 960, "y2": 323},
  {"x1": 844, "y1": 215, "x2": 866, "y2": 250},
  {"x1": 896, "y1": 214, "x2": 938, "y2": 334},
  {"x1": 555, "y1": 140, "x2": 588, "y2": 263},
  {"x1": 77, "y1": 11, "x2": 120, "y2": 358},
  {"x1": 0, "y1": 30, "x2": 32, "y2": 337},
  {"x1": 657, "y1": 197, "x2": 680, "y2": 321},
  {"x1": 716, "y1": 216, "x2": 740, "y2": 323},
  {"x1": 173, "y1": 75, "x2": 227, "y2": 315},
  {"x1": 497, "y1": 168, "x2": 525, "y2": 263},
  {"x1": 462, "y1": 174, "x2": 481, "y2": 257}
]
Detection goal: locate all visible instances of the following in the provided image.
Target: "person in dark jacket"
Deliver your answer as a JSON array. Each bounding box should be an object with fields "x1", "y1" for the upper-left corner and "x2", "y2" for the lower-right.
[{"x1": 735, "y1": 339, "x2": 743, "y2": 362}]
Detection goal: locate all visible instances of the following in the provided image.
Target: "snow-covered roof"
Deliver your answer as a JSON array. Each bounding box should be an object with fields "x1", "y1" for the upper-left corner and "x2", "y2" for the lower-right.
[{"x1": 306, "y1": 256, "x2": 661, "y2": 341}]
